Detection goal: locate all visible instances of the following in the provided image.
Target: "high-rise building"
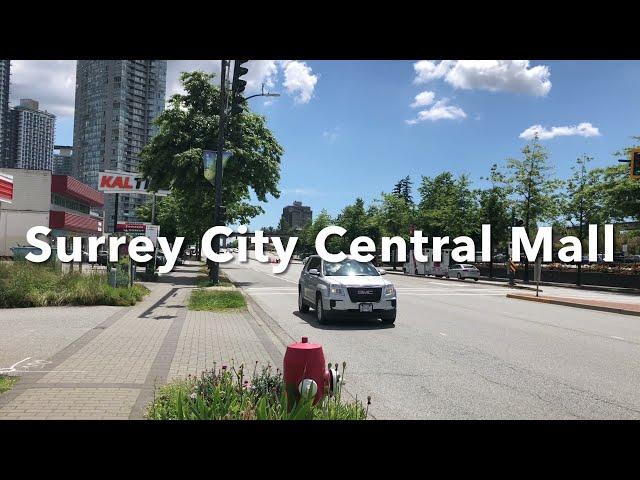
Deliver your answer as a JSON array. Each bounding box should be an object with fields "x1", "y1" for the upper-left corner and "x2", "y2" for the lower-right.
[
  {"x1": 7, "y1": 99, "x2": 56, "y2": 170},
  {"x1": 52, "y1": 145, "x2": 74, "y2": 176},
  {"x1": 0, "y1": 60, "x2": 10, "y2": 166},
  {"x1": 281, "y1": 201, "x2": 313, "y2": 230},
  {"x1": 72, "y1": 60, "x2": 167, "y2": 231}
]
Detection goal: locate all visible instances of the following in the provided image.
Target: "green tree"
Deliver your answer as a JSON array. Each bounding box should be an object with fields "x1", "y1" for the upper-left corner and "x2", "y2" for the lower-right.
[
  {"x1": 392, "y1": 176, "x2": 414, "y2": 204},
  {"x1": 417, "y1": 172, "x2": 478, "y2": 239},
  {"x1": 504, "y1": 136, "x2": 561, "y2": 281},
  {"x1": 477, "y1": 164, "x2": 511, "y2": 277},
  {"x1": 560, "y1": 155, "x2": 605, "y2": 285},
  {"x1": 335, "y1": 198, "x2": 369, "y2": 252},
  {"x1": 373, "y1": 193, "x2": 414, "y2": 269},
  {"x1": 139, "y1": 71, "x2": 284, "y2": 246}
]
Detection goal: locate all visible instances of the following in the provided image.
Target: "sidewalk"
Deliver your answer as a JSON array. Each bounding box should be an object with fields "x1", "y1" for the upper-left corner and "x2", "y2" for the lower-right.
[
  {"x1": 383, "y1": 268, "x2": 639, "y2": 294},
  {"x1": 0, "y1": 261, "x2": 282, "y2": 419},
  {"x1": 507, "y1": 293, "x2": 640, "y2": 317}
]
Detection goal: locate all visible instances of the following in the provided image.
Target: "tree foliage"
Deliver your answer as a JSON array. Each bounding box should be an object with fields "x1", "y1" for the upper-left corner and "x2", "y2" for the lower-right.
[{"x1": 138, "y1": 71, "x2": 283, "y2": 238}]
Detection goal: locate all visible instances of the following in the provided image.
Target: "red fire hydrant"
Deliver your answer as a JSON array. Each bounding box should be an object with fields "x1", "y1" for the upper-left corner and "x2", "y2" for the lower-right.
[{"x1": 283, "y1": 337, "x2": 339, "y2": 408}]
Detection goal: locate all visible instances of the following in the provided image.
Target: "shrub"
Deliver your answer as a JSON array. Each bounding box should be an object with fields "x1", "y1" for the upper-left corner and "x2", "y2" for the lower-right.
[
  {"x1": 0, "y1": 261, "x2": 149, "y2": 308},
  {"x1": 146, "y1": 362, "x2": 368, "y2": 420}
]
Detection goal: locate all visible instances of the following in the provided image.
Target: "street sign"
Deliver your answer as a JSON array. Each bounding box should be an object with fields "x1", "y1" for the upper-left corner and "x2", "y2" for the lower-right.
[
  {"x1": 115, "y1": 222, "x2": 147, "y2": 234},
  {"x1": 0, "y1": 173, "x2": 14, "y2": 203},
  {"x1": 98, "y1": 170, "x2": 170, "y2": 196},
  {"x1": 145, "y1": 224, "x2": 160, "y2": 247},
  {"x1": 631, "y1": 148, "x2": 640, "y2": 180}
]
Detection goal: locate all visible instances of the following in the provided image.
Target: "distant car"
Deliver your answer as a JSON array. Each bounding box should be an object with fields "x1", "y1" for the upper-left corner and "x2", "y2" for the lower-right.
[
  {"x1": 175, "y1": 256, "x2": 184, "y2": 266},
  {"x1": 447, "y1": 264, "x2": 480, "y2": 281},
  {"x1": 155, "y1": 253, "x2": 167, "y2": 266},
  {"x1": 298, "y1": 255, "x2": 397, "y2": 325},
  {"x1": 493, "y1": 254, "x2": 507, "y2": 263},
  {"x1": 97, "y1": 251, "x2": 109, "y2": 266}
]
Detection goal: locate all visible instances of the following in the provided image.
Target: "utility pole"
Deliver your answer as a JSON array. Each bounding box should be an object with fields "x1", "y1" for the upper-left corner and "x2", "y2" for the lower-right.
[
  {"x1": 509, "y1": 206, "x2": 516, "y2": 287},
  {"x1": 210, "y1": 60, "x2": 229, "y2": 283}
]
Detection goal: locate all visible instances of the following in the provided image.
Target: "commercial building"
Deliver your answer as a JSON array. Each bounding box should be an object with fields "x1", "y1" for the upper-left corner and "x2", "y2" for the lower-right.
[
  {"x1": 72, "y1": 60, "x2": 166, "y2": 231},
  {"x1": 0, "y1": 60, "x2": 9, "y2": 166},
  {"x1": 281, "y1": 200, "x2": 312, "y2": 230},
  {"x1": 7, "y1": 99, "x2": 56, "y2": 170},
  {"x1": 52, "y1": 145, "x2": 74, "y2": 176},
  {"x1": 0, "y1": 168, "x2": 103, "y2": 257}
]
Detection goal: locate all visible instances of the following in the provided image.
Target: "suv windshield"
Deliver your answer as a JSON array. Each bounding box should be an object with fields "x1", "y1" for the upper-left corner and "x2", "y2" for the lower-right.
[{"x1": 324, "y1": 259, "x2": 380, "y2": 276}]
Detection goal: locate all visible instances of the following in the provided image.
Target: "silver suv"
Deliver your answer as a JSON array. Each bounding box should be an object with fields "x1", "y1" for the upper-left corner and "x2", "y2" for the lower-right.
[{"x1": 298, "y1": 255, "x2": 397, "y2": 325}]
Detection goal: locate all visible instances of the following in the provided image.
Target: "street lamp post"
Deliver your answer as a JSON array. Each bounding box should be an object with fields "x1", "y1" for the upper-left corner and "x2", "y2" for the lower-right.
[
  {"x1": 210, "y1": 60, "x2": 230, "y2": 283},
  {"x1": 208, "y1": 62, "x2": 281, "y2": 284}
]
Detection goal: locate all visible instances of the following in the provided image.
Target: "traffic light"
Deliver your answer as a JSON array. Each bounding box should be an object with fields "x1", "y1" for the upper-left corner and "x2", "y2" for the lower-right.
[
  {"x1": 231, "y1": 60, "x2": 249, "y2": 116},
  {"x1": 631, "y1": 149, "x2": 640, "y2": 180}
]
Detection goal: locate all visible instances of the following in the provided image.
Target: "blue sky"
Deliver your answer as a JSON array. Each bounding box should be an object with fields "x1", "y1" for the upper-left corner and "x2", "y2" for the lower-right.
[{"x1": 44, "y1": 60, "x2": 640, "y2": 230}]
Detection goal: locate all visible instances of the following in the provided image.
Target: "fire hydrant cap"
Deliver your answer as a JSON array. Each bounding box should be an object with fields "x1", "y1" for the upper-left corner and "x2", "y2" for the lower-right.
[{"x1": 302, "y1": 337, "x2": 308, "y2": 343}]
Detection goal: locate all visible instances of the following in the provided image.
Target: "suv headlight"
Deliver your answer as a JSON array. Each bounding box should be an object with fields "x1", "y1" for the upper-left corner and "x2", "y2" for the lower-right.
[
  {"x1": 384, "y1": 284, "x2": 396, "y2": 296},
  {"x1": 330, "y1": 284, "x2": 345, "y2": 296}
]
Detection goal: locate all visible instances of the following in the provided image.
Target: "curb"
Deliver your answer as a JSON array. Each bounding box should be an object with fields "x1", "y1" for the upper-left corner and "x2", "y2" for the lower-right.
[
  {"x1": 386, "y1": 270, "x2": 541, "y2": 292},
  {"x1": 506, "y1": 293, "x2": 640, "y2": 317}
]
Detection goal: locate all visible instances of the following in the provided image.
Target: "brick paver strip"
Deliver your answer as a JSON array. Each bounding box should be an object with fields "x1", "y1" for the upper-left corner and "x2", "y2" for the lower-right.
[
  {"x1": 507, "y1": 293, "x2": 640, "y2": 316},
  {"x1": 0, "y1": 262, "x2": 287, "y2": 420}
]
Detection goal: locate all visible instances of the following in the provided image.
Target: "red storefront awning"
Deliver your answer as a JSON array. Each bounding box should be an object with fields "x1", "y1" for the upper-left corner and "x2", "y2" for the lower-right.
[
  {"x1": 51, "y1": 175, "x2": 104, "y2": 207},
  {"x1": 49, "y1": 210, "x2": 102, "y2": 234}
]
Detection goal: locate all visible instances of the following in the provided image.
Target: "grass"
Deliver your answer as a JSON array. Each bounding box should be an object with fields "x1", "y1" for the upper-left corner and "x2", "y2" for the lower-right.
[
  {"x1": 0, "y1": 375, "x2": 17, "y2": 394},
  {"x1": 188, "y1": 289, "x2": 246, "y2": 311},
  {"x1": 146, "y1": 363, "x2": 368, "y2": 420},
  {"x1": 195, "y1": 274, "x2": 233, "y2": 288},
  {"x1": 0, "y1": 261, "x2": 150, "y2": 308}
]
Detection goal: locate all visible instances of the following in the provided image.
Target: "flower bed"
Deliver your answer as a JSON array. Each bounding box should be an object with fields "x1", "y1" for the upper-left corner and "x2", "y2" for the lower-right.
[{"x1": 146, "y1": 362, "x2": 369, "y2": 420}]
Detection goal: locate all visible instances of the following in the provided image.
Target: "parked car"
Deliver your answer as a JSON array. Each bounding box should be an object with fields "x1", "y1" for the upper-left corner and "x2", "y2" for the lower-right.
[
  {"x1": 447, "y1": 264, "x2": 480, "y2": 281},
  {"x1": 298, "y1": 255, "x2": 397, "y2": 325},
  {"x1": 493, "y1": 253, "x2": 507, "y2": 263},
  {"x1": 96, "y1": 251, "x2": 109, "y2": 266}
]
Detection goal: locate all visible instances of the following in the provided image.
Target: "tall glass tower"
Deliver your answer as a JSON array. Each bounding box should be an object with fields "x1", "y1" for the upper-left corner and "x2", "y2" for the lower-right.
[
  {"x1": 0, "y1": 60, "x2": 10, "y2": 166},
  {"x1": 72, "y1": 60, "x2": 166, "y2": 231}
]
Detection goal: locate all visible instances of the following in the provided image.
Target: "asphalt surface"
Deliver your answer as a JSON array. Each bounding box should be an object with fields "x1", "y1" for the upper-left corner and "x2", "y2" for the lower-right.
[{"x1": 222, "y1": 255, "x2": 640, "y2": 419}]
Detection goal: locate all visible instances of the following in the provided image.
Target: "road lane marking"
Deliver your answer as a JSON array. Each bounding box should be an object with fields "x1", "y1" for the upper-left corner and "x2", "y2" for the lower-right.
[
  {"x1": 439, "y1": 332, "x2": 448, "y2": 336},
  {"x1": 610, "y1": 336, "x2": 625, "y2": 341},
  {"x1": 405, "y1": 293, "x2": 506, "y2": 296}
]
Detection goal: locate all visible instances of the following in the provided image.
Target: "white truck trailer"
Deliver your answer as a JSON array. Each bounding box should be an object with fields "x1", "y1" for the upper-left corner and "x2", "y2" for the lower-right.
[{"x1": 404, "y1": 247, "x2": 451, "y2": 277}]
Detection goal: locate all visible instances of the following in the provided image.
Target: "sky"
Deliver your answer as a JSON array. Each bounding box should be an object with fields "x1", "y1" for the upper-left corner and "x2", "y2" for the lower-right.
[{"x1": 8, "y1": 60, "x2": 640, "y2": 229}]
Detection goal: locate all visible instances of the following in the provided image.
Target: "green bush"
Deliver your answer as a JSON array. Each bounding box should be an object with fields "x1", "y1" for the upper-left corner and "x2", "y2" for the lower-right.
[
  {"x1": 146, "y1": 362, "x2": 368, "y2": 420},
  {"x1": 0, "y1": 261, "x2": 149, "y2": 308}
]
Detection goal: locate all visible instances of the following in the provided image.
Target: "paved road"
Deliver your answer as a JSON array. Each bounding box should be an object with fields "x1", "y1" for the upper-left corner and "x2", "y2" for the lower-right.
[{"x1": 222, "y1": 256, "x2": 640, "y2": 419}]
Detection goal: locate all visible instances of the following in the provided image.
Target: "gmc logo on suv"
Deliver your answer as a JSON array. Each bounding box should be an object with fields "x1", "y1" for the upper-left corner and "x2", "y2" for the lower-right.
[{"x1": 357, "y1": 289, "x2": 373, "y2": 295}]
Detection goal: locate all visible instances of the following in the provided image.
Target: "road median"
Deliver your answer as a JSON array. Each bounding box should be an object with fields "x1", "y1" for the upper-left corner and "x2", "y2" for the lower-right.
[{"x1": 506, "y1": 293, "x2": 640, "y2": 317}]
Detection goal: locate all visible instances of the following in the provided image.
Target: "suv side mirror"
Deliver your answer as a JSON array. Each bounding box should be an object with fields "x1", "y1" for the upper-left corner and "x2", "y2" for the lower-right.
[
  {"x1": 377, "y1": 268, "x2": 386, "y2": 275},
  {"x1": 308, "y1": 268, "x2": 320, "y2": 276}
]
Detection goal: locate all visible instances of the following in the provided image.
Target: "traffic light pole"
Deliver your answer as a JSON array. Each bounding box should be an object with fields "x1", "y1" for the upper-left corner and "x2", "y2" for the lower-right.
[{"x1": 210, "y1": 60, "x2": 228, "y2": 283}]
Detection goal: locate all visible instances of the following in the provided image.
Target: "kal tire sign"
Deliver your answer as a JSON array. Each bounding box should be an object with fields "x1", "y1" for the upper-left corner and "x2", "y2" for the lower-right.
[{"x1": 98, "y1": 171, "x2": 170, "y2": 196}]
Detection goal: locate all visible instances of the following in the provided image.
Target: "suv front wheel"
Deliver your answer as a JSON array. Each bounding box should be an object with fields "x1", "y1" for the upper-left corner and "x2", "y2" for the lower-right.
[
  {"x1": 316, "y1": 293, "x2": 329, "y2": 325},
  {"x1": 298, "y1": 286, "x2": 309, "y2": 313}
]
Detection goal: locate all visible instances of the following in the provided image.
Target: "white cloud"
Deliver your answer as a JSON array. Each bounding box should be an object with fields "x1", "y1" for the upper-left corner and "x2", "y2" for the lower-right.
[
  {"x1": 9, "y1": 60, "x2": 76, "y2": 117},
  {"x1": 322, "y1": 127, "x2": 340, "y2": 142},
  {"x1": 406, "y1": 98, "x2": 467, "y2": 124},
  {"x1": 280, "y1": 60, "x2": 318, "y2": 104},
  {"x1": 166, "y1": 60, "x2": 279, "y2": 98},
  {"x1": 519, "y1": 122, "x2": 601, "y2": 140},
  {"x1": 410, "y1": 90, "x2": 435, "y2": 108},
  {"x1": 413, "y1": 60, "x2": 552, "y2": 96},
  {"x1": 8, "y1": 60, "x2": 316, "y2": 121}
]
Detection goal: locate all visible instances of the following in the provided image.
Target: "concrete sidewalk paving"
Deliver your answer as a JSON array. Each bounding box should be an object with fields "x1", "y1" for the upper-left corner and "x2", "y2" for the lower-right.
[
  {"x1": 0, "y1": 261, "x2": 282, "y2": 419},
  {"x1": 507, "y1": 293, "x2": 640, "y2": 317}
]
